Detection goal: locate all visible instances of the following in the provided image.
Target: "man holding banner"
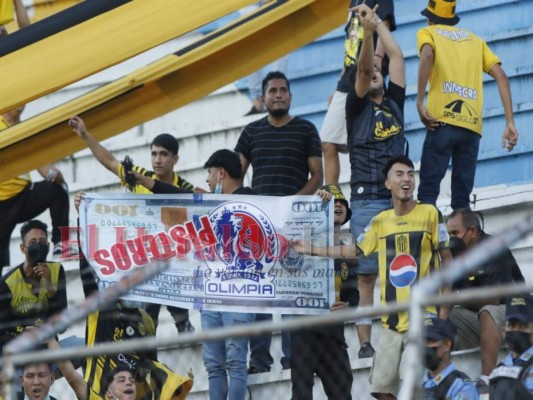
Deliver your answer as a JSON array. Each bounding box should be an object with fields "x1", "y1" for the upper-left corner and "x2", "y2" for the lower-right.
[{"x1": 132, "y1": 149, "x2": 256, "y2": 400}]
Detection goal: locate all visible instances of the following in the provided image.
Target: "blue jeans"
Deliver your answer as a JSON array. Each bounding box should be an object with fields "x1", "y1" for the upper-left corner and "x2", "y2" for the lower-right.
[
  {"x1": 201, "y1": 311, "x2": 254, "y2": 400},
  {"x1": 349, "y1": 198, "x2": 391, "y2": 274},
  {"x1": 249, "y1": 314, "x2": 291, "y2": 371},
  {"x1": 418, "y1": 123, "x2": 480, "y2": 210}
]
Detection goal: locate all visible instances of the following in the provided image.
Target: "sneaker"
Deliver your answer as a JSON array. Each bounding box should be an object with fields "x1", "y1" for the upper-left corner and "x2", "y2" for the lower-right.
[
  {"x1": 175, "y1": 319, "x2": 195, "y2": 333},
  {"x1": 53, "y1": 242, "x2": 63, "y2": 256},
  {"x1": 247, "y1": 365, "x2": 270, "y2": 375},
  {"x1": 52, "y1": 243, "x2": 79, "y2": 258},
  {"x1": 475, "y1": 378, "x2": 490, "y2": 395},
  {"x1": 358, "y1": 342, "x2": 375, "y2": 358}
]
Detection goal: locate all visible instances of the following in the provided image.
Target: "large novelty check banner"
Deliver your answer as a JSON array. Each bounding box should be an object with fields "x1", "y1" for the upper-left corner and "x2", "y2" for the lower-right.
[{"x1": 80, "y1": 193, "x2": 334, "y2": 314}]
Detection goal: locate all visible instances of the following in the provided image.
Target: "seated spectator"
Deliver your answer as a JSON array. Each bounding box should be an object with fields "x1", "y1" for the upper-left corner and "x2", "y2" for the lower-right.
[
  {"x1": 0, "y1": 107, "x2": 70, "y2": 272},
  {"x1": 446, "y1": 209, "x2": 525, "y2": 394},
  {"x1": 490, "y1": 295, "x2": 533, "y2": 398},
  {"x1": 69, "y1": 115, "x2": 196, "y2": 334},
  {"x1": 0, "y1": 0, "x2": 30, "y2": 37},
  {"x1": 0, "y1": 220, "x2": 67, "y2": 355},
  {"x1": 422, "y1": 318, "x2": 478, "y2": 400},
  {"x1": 19, "y1": 362, "x2": 58, "y2": 400},
  {"x1": 291, "y1": 185, "x2": 356, "y2": 400}
]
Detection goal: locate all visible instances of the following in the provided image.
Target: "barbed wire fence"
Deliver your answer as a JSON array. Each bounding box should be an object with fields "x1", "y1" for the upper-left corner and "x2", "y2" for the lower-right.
[{"x1": 1, "y1": 215, "x2": 532, "y2": 400}]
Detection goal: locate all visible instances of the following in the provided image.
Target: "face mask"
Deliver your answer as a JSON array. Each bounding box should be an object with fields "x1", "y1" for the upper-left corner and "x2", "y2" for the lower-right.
[
  {"x1": 423, "y1": 345, "x2": 442, "y2": 371},
  {"x1": 214, "y1": 172, "x2": 223, "y2": 194},
  {"x1": 27, "y1": 242, "x2": 50, "y2": 266},
  {"x1": 449, "y1": 235, "x2": 466, "y2": 257},
  {"x1": 505, "y1": 331, "x2": 532, "y2": 355}
]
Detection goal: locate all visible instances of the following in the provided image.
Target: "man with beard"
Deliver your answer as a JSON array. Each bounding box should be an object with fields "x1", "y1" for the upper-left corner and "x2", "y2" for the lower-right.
[
  {"x1": 422, "y1": 317, "x2": 478, "y2": 400},
  {"x1": 235, "y1": 70, "x2": 323, "y2": 374},
  {"x1": 490, "y1": 295, "x2": 533, "y2": 398}
]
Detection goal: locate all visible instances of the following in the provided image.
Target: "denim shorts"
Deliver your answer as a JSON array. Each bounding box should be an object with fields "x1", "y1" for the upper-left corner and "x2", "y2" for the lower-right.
[{"x1": 350, "y1": 198, "x2": 391, "y2": 274}]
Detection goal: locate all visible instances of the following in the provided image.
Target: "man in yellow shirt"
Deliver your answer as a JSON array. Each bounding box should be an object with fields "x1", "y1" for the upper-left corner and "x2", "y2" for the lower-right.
[
  {"x1": 69, "y1": 116, "x2": 196, "y2": 334},
  {"x1": 416, "y1": 0, "x2": 518, "y2": 210}
]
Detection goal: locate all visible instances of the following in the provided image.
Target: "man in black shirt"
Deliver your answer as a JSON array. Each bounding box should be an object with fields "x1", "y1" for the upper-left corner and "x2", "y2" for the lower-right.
[
  {"x1": 344, "y1": 3, "x2": 407, "y2": 359},
  {"x1": 235, "y1": 71, "x2": 323, "y2": 196},
  {"x1": 447, "y1": 208, "x2": 524, "y2": 394},
  {"x1": 321, "y1": 0, "x2": 396, "y2": 185},
  {"x1": 235, "y1": 71, "x2": 324, "y2": 373}
]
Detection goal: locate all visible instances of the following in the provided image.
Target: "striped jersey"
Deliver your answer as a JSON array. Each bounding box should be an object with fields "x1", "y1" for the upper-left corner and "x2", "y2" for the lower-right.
[{"x1": 357, "y1": 203, "x2": 449, "y2": 332}]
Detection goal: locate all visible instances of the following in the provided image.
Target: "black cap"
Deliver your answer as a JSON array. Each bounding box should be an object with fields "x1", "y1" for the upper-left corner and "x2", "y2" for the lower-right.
[
  {"x1": 506, "y1": 295, "x2": 533, "y2": 323},
  {"x1": 204, "y1": 149, "x2": 242, "y2": 179},
  {"x1": 424, "y1": 317, "x2": 458, "y2": 341}
]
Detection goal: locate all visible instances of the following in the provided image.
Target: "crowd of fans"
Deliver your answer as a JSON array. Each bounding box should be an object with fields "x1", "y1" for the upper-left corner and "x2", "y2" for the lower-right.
[{"x1": 0, "y1": 0, "x2": 529, "y2": 399}]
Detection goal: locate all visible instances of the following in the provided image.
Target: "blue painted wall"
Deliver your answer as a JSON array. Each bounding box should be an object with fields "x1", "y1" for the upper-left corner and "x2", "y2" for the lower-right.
[{"x1": 236, "y1": 0, "x2": 533, "y2": 189}]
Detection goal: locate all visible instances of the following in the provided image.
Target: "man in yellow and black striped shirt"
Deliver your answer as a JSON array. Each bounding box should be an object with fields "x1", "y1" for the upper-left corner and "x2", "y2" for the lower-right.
[
  {"x1": 295, "y1": 155, "x2": 452, "y2": 399},
  {"x1": 69, "y1": 115, "x2": 196, "y2": 333}
]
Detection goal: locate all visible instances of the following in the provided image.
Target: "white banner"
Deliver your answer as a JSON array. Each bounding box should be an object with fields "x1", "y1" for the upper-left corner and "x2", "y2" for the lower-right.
[{"x1": 80, "y1": 193, "x2": 334, "y2": 314}]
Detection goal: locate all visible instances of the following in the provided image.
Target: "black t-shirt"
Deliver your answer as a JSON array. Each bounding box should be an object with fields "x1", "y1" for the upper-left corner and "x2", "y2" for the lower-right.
[
  {"x1": 235, "y1": 116, "x2": 322, "y2": 196},
  {"x1": 346, "y1": 81, "x2": 406, "y2": 199},
  {"x1": 337, "y1": 0, "x2": 396, "y2": 92},
  {"x1": 453, "y1": 232, "x2": 524, "y2": 294}
]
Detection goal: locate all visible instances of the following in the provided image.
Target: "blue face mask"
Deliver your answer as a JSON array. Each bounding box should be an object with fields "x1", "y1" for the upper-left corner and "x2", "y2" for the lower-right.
[{"x1": 214, "y1": 173, "x2": 222, "y2": 194}]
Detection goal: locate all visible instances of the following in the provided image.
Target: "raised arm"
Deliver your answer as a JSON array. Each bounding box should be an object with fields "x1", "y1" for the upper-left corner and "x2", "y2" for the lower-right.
[
  {"x1": 69, "y1": 116, "x2": 120, "y2": 175},
  {"x1": 375, "y1": 17, "x2": 404, "y2": 88},
  {"x1": 354, "y1": 4, "x2": 380, "y2": 98},
  {"x1": 48, "y1": 338, "x2": 87, "y2": 400},
  {"x1": 487, "y1": 63, "x2": 518, "y2": 151}
]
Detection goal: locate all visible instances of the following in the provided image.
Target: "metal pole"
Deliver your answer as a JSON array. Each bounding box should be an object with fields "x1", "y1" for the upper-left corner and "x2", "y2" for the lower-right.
[
  {"x1": 2, "y1": 260, "x2": 170, "y2": 400},
  {"x1": 399, "y1": 214, "x2": 533, "y2": 400}
]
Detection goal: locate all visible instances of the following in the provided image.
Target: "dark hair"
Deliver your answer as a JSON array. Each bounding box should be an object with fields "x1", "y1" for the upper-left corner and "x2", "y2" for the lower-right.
[
  {"x1": 151, "y1": 133, "x2": 179, "y2": 155},
  {"x1": 21, "y1": 361, "x2": 52, "y2": 375},
  {"x1": 382, "y1": 155, "x2": 415, "y2": 178},
  {"x1": 204, "y1": 149, "x2": 242, "y2": 179},
  {"x1": 20, "y1": 220, "x2": 48, "y2": 243},
  {"x1": 261, "y1": 71, "x2": 291, "y2": 96},
  {"x1": 448, "y1": 209, "x2": 482, "y2": 232},
  {"x1": 103, "y1": 365, "x2": 134, "y2": 393}
]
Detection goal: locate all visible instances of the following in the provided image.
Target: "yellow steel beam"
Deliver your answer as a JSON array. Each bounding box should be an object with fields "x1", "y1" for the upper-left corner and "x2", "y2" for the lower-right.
[
  {"x1": 0, "y1": 0, "x2": 256, "y2": 114},
  {"x1": 0, "y1": 0, "x2": 346, "y2": 180}
]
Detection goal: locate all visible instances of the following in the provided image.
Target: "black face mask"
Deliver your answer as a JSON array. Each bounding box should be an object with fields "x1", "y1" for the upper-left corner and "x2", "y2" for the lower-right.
[
  {"x1": 506, "y1": 331, "x2": 532, "y2": 355},
  {"x1": 27, "y1": 242, "x2": 49, "y2": 267},
  {"x1": 449, "y1": 236, "x2": 467, "y2": 257},
  {"x1": 423, "y1": 346, "x2": 442, "y2": 371}
]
